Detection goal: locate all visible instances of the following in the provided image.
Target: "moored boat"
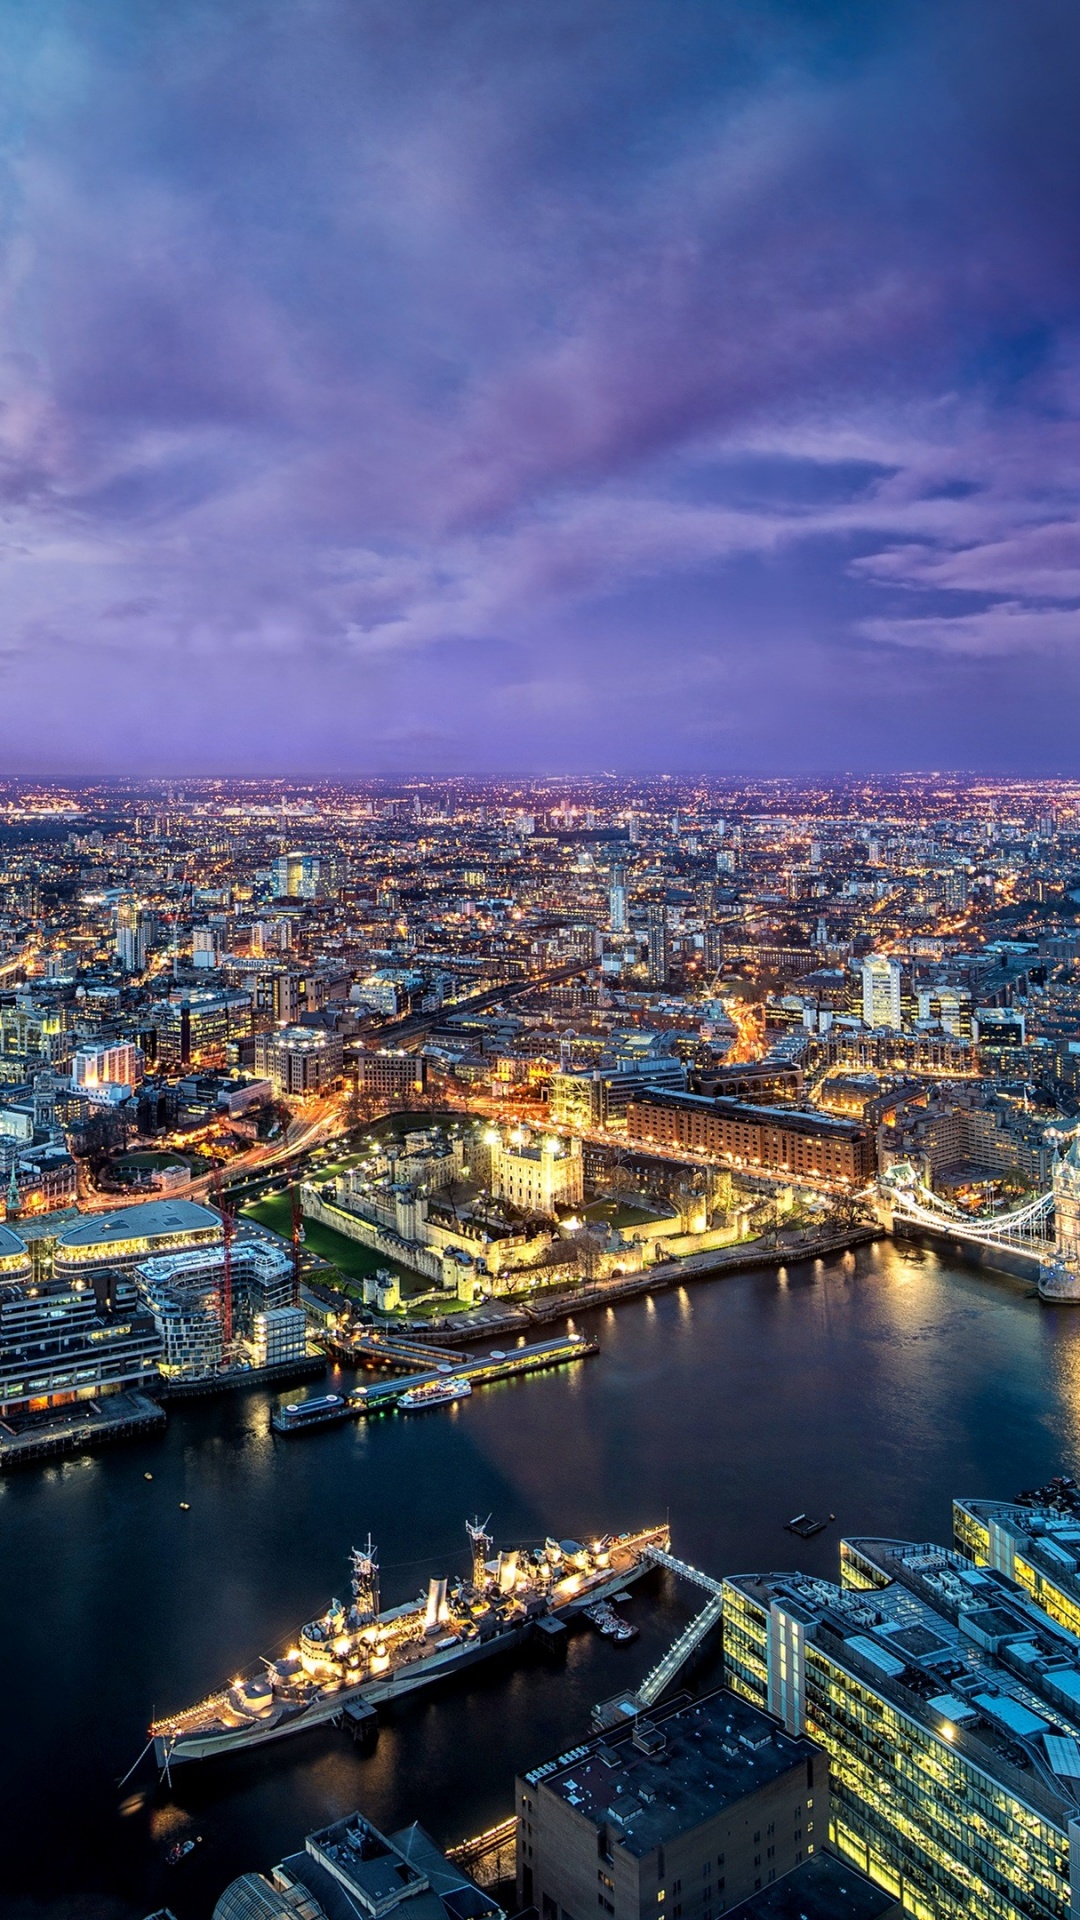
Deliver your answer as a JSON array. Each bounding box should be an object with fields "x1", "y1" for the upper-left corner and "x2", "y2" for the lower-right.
[{"x1": 151, "y1": 1518, "x2": 668, "y2": 1768}]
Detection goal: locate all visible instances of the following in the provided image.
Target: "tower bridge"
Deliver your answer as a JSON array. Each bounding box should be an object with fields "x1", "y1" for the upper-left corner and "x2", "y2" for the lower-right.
[{"x1": 879, "y1": 1145, "x2": 1080, "y2": 1301}]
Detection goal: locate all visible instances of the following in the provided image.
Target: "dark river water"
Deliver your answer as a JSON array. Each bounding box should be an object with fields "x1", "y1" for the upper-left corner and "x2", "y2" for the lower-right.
[{"x1": 3, "y1": 1237, "x2": 1079, "y2": 1920}]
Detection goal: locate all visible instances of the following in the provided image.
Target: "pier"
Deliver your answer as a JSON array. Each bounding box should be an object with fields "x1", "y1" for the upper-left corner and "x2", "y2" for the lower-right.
[
  {"x1": 592, "y1": 1547, "x2": 724, "y2": 1730},
  {"x1": 0, "y1": 1390, "x2": 166, "y2": 1470},
  {"x1": 349, "y1": 1331, "x2": 597, "y2": 1415}
]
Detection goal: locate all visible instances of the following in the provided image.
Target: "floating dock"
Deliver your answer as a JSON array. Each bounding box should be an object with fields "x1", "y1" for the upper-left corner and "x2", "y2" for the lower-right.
[
  {"x1": 273, "y1": 1332, "x2": 597, "y2": 1432},
  {"x1": 349, "y1": 1331, "x2": 598, "y2": 1416}
]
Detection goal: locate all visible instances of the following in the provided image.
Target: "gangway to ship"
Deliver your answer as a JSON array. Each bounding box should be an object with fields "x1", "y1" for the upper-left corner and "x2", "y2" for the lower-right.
[
  {"x1": 328, "y1": 1329, "x2": 467, "y2": 1369},
  {"x1": 593, "y1": 1549, "x2": 724, "y2": 1728}
]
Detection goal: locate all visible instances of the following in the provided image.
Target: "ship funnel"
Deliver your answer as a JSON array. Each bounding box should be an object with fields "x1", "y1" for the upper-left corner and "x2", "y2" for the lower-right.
[
  {"x1": 498, "y1": 1550, "x2": 520, "y2": 1593},
  {"x1": 425, "y1": 1577, "x2": 449, "y2": 1631}
]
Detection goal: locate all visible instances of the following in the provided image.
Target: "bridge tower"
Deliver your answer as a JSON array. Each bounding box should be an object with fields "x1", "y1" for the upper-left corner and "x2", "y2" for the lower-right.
[{"x1": 1040, "y1": 1137, "x2": 1080, "y2": 1303}]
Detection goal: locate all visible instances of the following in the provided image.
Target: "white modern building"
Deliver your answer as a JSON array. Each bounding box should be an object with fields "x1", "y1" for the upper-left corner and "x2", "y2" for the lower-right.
[{"x1": 861, "y1": 953, "x2": 903, "y2": 1031}]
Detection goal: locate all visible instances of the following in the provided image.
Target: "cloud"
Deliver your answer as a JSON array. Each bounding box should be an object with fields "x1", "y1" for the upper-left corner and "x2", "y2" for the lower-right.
[{"x1": 1, "y1": 0, "x2": 1080, "y2": 766}]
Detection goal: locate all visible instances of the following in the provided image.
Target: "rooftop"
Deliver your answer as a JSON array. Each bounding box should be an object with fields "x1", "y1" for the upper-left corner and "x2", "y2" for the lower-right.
[
  {"x1": 723, "y1": 1853, "x2": 900, "y2": 1920},
  {"x1": 0, "y1": 1222, "x2": 29, "y2": 1260},
  {"x1": 523, "y1": 1689, "x2": 817, "y2": 1857},
  {"x1": 734, "y1": 1533, "x2": 1080, "y2": 1825},
  {"x1": 55, "y1": 1198, "x2": 220, "y2": 1247}
]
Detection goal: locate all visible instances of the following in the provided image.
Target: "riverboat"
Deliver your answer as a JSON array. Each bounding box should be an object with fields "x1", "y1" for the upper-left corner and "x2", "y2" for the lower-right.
[{"x1": 399, "y1": 1378, "x2": 472, "y2": 1411}]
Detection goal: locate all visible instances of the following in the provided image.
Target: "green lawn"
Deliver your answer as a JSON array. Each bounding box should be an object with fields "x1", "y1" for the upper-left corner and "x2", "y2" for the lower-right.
[
  {"x1": 243, "y1": 1191, "x2": 417, "y2": 1291},
  {"x1": 582, "y1": 1197, "x2": 673, "y2": 1231}
]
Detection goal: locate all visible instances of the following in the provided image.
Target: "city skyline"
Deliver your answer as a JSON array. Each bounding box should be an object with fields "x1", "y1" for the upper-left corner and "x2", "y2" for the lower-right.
[{"x1": 1, "y1": 2, "x2": 1079, "y2": 774}]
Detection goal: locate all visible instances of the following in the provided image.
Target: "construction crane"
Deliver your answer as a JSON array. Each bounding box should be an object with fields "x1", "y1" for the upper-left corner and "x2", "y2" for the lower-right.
[
  {"x1": 290, "y1": 1178, "x2": 305, "y2": 1306},
  {"x1": 211, "y1": 1169, "x2": 234, "y2": 1352}
]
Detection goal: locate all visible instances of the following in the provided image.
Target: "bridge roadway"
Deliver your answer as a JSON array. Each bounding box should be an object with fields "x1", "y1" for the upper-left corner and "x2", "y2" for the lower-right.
[{"x1": 882, "y1": 1174, "x2": 1055, "y2": 1258}]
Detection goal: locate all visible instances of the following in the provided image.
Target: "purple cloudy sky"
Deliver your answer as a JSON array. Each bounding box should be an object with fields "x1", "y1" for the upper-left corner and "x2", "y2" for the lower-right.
[{"x1": 2, "y1": 0, "x2": 1080, "y2": 774}]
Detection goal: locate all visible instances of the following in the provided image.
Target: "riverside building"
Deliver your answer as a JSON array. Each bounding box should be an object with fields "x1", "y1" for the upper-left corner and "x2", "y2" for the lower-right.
[
  {"x1": 516, "y1": 1689, "x2": 830, "y2": 1920},
  {"x1": 52, "y1": 1198, "x2": 222, "y2": 1279},
  {"x1": 723, "y1": 1532, "x2": 1080, "y2": 1919},
  {"x1": 953, "y1": 1496, "x2": 1080, "y2": 1643},
  {"x1": 0, "y1": 1238, "x2": 161, "y2": 1416},
  {"x1": 626, "y1": 1090, "x2": 874, "y2": 1184}
]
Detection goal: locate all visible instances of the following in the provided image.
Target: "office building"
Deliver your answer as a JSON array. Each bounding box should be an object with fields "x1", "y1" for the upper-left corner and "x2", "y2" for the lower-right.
[
  {"x1": 254, "y1": 1026, "x2": 344, "y2": 1097},
  {"x1": 152, "y1": 989, "x2": 253, "y2": 1071},
  {"x1": 72, "y1": 1040, "x2": 143, "y2": 1091},
  {"x1": 860, "y1": 956, "x2": 902, "y2": 1032},
  {"x1": 273, "y1": 850, "x2": 321, "y2": 899},
  {"x1": 723, "y1": 1528, "x2": 1080, "y2": 1919},
  {"x1": 610, "y1": 865, "x2": 629, "y2": 934},
  {"x1": 549, "y1": 1058, "x2": 688, "y2": 1130},
  {"x1": 517, "y1": 1688, "x2": 829, "y2": 1920},
  {"x1": 953, "y1": 1494, "x2": 1080, "y2": 1641},
  {"x1": 52, "y1": 1198, "x2": 222, "y2": 1279},
  {"x1": 647, "y1": 905, "x2": 670, "y2": 988},
  {"x1": 214, "y1": 1809, "x2": 502, "y2": 1920},
  {"x1": 0, "y1": 1248, "x2": 161, "y2": 1416},
  {"x1": 626, "y1": 1090, "x2": 874, "y2": 1184},
  {"x1": 356, "y1": 1050, "x2": 429, "y2": 1099}
]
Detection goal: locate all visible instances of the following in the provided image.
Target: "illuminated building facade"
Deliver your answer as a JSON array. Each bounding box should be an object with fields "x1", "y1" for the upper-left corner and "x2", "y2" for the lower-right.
[
  {"x1": 254, "y1": 1025, "x2": 344, "y2": 1096},
  {"x1": 953, "y1": 1496, "x2": 1080, "y2": 1642},
  {"x1": 53, "y1": 1198, "x2": 222, "y2": 1278},
  {"x1": 647, "y1": 904, "x2": 670, "y2": 987},
  {"x1": 151, "y1": 989, "x2": 253, "y2": 1071},
  {"x1": 626, "y1": 1089, "x2": 874, "y2": 1182},
  {"x1": 72, "y1": 1040, "x2": 143, "y2": 1090},
  {"x1": 356, "y1": 1050, "x2": 428, "y2": 1098},
  {"x1": 273, "y1": 850, "x2": 321, "y2": 898},
  {"x1": 0, "y1": 1251, "x2": 161, "y2": 1415},
  {"x1": 490, "y1": 1130, "x2": 584, "y2": 1214},
  {"x1": 860, "y1": 956, "x2": 903, "y2": 1032},
  {"x1": 723, "y1": 1535, "x2": 1080, "y2": 1920}
]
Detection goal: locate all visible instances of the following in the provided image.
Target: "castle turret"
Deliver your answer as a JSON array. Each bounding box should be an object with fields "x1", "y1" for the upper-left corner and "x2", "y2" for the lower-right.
[{"x1": 1040, "y1": 1136, "x2": 1080, "y2": 1302}]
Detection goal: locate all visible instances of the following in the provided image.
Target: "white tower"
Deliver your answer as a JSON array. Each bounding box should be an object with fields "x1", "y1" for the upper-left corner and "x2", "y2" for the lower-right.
[{"x1": 1040, "y1": 1137, "x2": 1080, "y2": 1303}]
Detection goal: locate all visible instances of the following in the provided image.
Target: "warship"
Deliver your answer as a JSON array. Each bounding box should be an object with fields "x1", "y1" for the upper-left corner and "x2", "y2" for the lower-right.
[{"x1": 151, "y1": 1517, "x2": 668, "y2": 1766}]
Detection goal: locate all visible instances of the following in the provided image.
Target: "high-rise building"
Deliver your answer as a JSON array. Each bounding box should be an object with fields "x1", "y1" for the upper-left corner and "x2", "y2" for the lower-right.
[
  {"x1": 610, "y1": 864, "x2": 628, "y2": 934},
  {"x1": 254, "y1": 1026, "x2": 344, "y2": 1097},
  {"x1": 152, "y1": 989, "x2": 253, "y2": 1071},
  {"x1": 115, "y1": 901, "x2": 152, "y2": 972},
  {"x1": 860, "y1": 955, "x2": 902, "y2": 1032},
  {"x1": 273, "y1": 850, "x2": 321, "y2": 898},
  {"x1": 723, "y1": 1527, "x2": 1080, "y2": 1919},
  {"x1": 517, "y1": 1688, "x2": 831, "y2": 1920},
  {"x1": 647, "y1": 904, "x2": 669, "y2": 988},
  {"x1": 72, "y1": 1040, "x2": 143, "y2": 1091},
  {"x1": 192, "y1": 925, "x2": 220, "y2": 968}
]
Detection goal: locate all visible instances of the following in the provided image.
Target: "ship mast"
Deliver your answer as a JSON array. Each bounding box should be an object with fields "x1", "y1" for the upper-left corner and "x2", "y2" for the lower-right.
[
  {"x1": 466, "y1": 1515, "x2": 493, "y2": 1590},
  {"x1": 350, "y1": 1535, "x2": 380, "y2": 1621}
]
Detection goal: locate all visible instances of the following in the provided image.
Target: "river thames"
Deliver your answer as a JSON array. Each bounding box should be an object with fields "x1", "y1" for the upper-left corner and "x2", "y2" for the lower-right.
[{"x1": 4, "y1": 1237, "x2": 1080, "y2": 1920}]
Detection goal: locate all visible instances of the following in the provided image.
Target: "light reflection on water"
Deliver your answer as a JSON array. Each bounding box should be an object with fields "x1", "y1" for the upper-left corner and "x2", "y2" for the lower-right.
[{"x1": 3, "y1": 1239, "x2": 1080, "y2": 1918}]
